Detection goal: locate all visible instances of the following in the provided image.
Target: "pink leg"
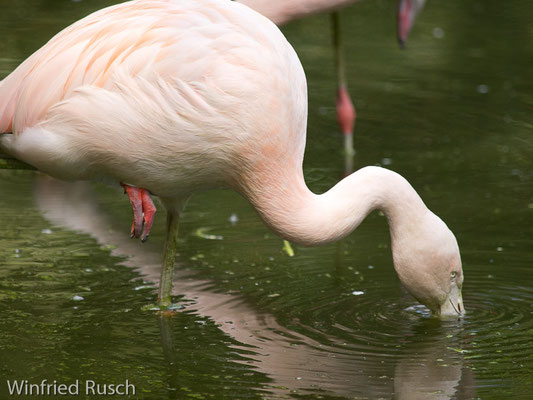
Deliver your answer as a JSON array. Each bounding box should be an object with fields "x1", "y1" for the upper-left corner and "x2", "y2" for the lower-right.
[
  {"x1": 139, "y1": 188, "x2": 157, "y2": 242},
  {"x1": 336, "y1": 85, "x2": 356, "y2": 137},
  {"x1": 336, "y1": 85, "x2": 356, "y2": 174}
]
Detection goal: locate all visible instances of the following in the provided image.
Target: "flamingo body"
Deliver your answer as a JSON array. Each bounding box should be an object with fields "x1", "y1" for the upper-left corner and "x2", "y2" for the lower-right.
[
  {"x1": 0, "y1": 0, "x2": 463, "y2": 316},
  {"x1": 237, "y1": 0, "x2": 360, "y2": 26},
  {"x1": 0, "y1": 0, "x2": 305, "y2": 200}
]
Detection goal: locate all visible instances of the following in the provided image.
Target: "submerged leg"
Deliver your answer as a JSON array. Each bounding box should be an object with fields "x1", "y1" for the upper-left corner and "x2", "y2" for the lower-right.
[{"x1": 158, "y1": 209, "x2": 180, "y2": 307}]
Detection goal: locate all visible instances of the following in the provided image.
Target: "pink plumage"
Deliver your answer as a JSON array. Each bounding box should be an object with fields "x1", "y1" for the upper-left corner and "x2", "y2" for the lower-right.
[
  {"x1": 0, "y1": 0, "x2": 462, "y2": 315},
  {"x1": 1, "y1": 0, "x2": 290, "y2": 133}
]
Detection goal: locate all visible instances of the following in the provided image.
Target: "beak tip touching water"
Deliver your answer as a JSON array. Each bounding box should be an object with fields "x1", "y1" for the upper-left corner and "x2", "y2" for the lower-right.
[{"x1": 438, "y1": 291, "x2": 465, "y2": 318}]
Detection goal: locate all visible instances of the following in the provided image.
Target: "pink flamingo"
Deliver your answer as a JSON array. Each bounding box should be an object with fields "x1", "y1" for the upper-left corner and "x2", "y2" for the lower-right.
[
  {"x1": 238, "y1": 0, "x2": 426, "y2": 165},
  {"x1": 0, "y1": 0, "x2": 462, "y2": 315}
]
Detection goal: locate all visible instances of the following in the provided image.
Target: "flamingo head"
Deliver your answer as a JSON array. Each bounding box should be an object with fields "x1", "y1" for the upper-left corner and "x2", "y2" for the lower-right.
[{"x1": 391, "y1": 211, "x2": 465, "y2": 317}]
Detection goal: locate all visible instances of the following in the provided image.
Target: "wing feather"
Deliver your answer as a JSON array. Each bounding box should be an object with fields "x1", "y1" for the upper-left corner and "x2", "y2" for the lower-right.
[
  {"x1": 0, "y1": 0, "x2": 306, "y2": 169},
  {"x1": 1, "y1": 0, "x2": 266, "y2": 133}
]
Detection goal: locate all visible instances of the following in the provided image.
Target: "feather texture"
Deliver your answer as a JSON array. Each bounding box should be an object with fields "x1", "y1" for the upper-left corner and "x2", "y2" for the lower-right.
[
  {"x1": 0, "y1": 0, "x2": 307, "y2": 198},
  {"x1": 0, "y1": 0, "x2": 463, "y2": 316}
]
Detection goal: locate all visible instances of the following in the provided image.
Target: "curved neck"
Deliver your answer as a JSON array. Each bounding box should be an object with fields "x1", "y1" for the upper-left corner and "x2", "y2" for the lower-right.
[{"x1": 242, "y1": 166, "x2": 429, "y2": 246}]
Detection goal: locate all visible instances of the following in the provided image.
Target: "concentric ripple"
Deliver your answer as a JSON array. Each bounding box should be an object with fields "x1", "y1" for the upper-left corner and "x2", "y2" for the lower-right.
[
  {"x1": 255, "y1": 266, "x2": 533, "y2": 398},
  {"x1": 460, "y1": 279, "x2": 533, "y2": 367}
]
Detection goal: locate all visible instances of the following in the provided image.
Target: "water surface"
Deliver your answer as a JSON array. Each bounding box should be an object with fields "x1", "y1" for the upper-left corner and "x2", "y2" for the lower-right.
[{"x1": 1, "y1": 0, "x2": 532, "y2": 399}]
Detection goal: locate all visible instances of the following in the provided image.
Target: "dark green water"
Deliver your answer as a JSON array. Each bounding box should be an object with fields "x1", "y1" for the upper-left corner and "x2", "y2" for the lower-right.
[{"x1": 1, "y1": 0, "x2": 532, "y2": 399}]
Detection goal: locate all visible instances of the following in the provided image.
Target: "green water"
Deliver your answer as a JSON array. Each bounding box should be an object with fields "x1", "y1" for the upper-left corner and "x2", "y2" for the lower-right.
[{"x1": 1, "y1": 1, "x2": 532, "y2": 399}]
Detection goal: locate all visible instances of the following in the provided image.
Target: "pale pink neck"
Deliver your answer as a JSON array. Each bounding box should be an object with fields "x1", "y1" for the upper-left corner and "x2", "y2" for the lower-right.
[{"x1": 242, "y1": 166, "x2": 428, "y2": 246}]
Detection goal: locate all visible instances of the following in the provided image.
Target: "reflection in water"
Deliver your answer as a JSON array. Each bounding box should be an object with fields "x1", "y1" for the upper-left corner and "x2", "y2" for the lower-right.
[
  {"x1": 33, "y1": 176, "x2": 473, "y2": 398},
  {"x1": 158, "y1": 317, "x2": 181, "y2": 400},
  {"x1": 393, "y1": 319, "x2": 475, "y2": 400}
]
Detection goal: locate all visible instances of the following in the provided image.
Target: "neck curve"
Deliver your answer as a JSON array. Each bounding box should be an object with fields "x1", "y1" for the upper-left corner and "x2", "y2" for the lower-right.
[{"x1": 241, "y1": 166, "x2": 429, "y2": 247}]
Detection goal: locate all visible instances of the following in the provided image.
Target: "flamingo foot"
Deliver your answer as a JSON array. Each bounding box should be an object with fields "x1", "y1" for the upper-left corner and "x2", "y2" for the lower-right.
[{"x1": 121, "y1": 184, "x2": 157, "y2": 242}]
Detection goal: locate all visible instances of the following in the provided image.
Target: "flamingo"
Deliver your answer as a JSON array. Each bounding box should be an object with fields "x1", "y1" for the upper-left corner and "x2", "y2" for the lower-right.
[
  {"x1": 0, "y1": 0, "x2": 463, "y2": 316},
  {"x1": 238, "y1": 0, "x2": 426, "y2": 164}
]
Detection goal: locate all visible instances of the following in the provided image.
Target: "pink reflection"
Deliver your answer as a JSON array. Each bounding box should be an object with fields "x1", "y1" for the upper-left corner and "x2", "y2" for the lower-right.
[{"x1": 32, "y1": 176, "x2": 472, "y2": 398}]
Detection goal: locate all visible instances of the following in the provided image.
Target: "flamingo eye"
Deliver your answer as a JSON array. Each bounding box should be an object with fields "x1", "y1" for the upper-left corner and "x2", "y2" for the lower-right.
[{"x1": 450, "y1": 271, "x2": 458, "y2": 280}]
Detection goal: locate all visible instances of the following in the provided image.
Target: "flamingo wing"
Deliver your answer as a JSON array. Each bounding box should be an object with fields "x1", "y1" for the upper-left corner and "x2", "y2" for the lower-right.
[
  {"x1": 0, "y1": 1, "x2": 202, "y2": 133},
  {"x1": 0, "y1": 0, "x2": 284, "y2": 135}
]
